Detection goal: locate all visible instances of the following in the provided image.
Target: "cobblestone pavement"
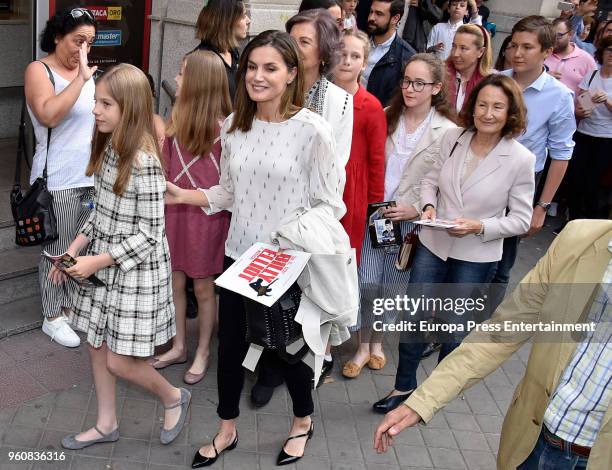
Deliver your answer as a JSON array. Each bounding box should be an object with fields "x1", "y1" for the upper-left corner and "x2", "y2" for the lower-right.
[{"x1": 0, "y1": 226, "x2": 557, "y2": 470}]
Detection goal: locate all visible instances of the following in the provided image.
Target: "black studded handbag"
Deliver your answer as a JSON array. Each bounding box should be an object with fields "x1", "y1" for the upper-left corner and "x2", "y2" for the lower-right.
[{"x1": 243, "y1": 282, "x2": 309, "y2": 364}]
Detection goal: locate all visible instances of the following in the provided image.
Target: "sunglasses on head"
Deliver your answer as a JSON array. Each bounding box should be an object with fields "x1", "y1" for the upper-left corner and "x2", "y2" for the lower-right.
[{"x1": 70, "y1": 8, "x2": 95, "y2": 22}]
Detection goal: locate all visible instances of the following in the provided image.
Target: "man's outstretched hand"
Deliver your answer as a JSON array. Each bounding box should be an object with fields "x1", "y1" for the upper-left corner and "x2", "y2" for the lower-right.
[{"x1": 373, "y1": 404, "x2": 422, "y2": 453}]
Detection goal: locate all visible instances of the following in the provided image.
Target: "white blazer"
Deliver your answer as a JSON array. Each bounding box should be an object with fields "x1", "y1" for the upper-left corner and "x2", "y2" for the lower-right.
[
  {"x1": 322, "y1": 80, "x2": 353, "y2": 167},
  {"x1": 419, "y1": 127, "x2": 535, "y2": 263}
]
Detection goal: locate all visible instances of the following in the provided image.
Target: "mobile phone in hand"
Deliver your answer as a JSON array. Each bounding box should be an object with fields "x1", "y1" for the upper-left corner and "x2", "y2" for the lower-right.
[
  {"x1": 577, "y1": 91, "x2": 595, "y2": 112},
  {"x1": 557, "y1": 1, "x2": 575, "y2": 12}
]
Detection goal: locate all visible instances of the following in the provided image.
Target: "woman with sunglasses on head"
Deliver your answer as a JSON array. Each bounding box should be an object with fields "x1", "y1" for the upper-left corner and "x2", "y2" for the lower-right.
[{"x1": 24, "y1": 7, "x2": 98, "y2": 348}]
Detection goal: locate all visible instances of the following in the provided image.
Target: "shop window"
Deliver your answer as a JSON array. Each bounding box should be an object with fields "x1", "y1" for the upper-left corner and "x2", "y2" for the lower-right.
[{"x1": 0, "y1": 0, "x2": 29, "y2": 22}]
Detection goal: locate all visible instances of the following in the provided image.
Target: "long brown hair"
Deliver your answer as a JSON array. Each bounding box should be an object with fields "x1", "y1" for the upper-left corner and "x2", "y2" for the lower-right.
[
  {"x1": 88, "y1": 64, "x2": 160, "y2": 195},
  {"x1": 166, "y1": 51, "x2": 232, "y2": 156},
  {"x1": 385, "y1": 54, "x2": 456, "y2": 136},
  {"x1": 195, "y1": 0, "x2": 245, "y2": 52},
  {"x1": 230, "y1": 30, "x2": 304, "y2": 133}
]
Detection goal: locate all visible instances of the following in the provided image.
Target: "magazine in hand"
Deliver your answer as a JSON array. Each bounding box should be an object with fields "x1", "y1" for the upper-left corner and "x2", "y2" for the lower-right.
[
  {"x1": 214, "y1": 243, "x2": 311, "y2": 307},
  {"x1": 42, "y1": 251, "x2": 106, "y2": 287},
  {"x1": 413, "y1": 219, "x2": 460, "y2": 229},
  {"x1": 367, "y1": 201, "x2": 402, "y2": 248}
]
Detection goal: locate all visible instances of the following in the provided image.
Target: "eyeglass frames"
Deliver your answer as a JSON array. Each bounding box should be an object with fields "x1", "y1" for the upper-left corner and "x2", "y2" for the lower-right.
[{"x1": 398, "y1": 79, "x2": 436, "y2": 92}]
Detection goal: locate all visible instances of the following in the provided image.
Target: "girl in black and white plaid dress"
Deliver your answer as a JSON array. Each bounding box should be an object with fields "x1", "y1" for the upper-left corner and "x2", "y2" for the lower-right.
[{"x1": 50, "y1": 64, "x2": 191, "y2": 450}]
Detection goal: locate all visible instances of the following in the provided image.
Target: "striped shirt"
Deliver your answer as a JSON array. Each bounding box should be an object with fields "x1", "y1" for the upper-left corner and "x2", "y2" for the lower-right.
[{"x1": 543, "y1": 240, "x2": 612, "y2": 447}]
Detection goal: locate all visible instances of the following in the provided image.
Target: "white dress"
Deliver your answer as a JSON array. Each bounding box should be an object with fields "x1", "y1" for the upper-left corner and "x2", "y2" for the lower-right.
[{"x1": 203, "y1": 108, "x2": 346, "y2": 260}]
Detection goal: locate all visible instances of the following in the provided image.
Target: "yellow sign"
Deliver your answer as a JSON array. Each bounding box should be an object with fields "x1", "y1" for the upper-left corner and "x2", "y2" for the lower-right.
[{"x1": 107, "y1": 7, "x2": 122, "y2": 20}]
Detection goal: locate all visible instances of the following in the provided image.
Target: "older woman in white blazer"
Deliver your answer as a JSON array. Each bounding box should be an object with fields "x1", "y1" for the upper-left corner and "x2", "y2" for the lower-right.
[{"x1": 382, "y1": 74, "x2": 535, "y2": 413}]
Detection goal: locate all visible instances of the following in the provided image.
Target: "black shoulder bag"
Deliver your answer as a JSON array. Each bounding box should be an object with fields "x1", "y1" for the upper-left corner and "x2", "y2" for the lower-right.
[{"x1": 11, "y1": 62, "x2": 59, "y2": 246}]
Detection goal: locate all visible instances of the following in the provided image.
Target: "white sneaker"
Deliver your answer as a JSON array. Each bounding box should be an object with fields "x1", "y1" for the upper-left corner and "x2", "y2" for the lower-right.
[{"x1": 42, "y1": 316, "x2": 80, "y2": 347}]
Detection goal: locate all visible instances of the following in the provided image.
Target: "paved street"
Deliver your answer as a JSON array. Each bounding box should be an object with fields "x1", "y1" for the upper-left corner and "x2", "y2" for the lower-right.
[{"x1": 0, "y1": 224, "x2": 557, "y2": 470}]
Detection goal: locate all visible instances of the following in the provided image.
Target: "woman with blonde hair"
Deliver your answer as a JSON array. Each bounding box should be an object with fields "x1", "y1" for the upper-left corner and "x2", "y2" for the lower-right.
[
  {"x1": 446, "y1": 23, "x2": 493, "y2": 112},
  {"x1": 332, "y1": 29, "x2": 387, "y2": 377},
  {"x1": 148, "y1": 51, "x2": 231, "y2": 384},
  {"x1": 56, "y1": 63, "x2": 189, "y2": 449}
]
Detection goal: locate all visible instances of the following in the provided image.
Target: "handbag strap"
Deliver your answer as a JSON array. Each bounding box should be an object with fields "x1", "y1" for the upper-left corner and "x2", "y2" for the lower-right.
[
  {"x1": 38, "y1": 61, "x2": 55, "y2": 181},
  {"x1": 13, "y1": 96, "x2": 28, "y2": 188},
  {"x1": 449, "y1": 128, "x2": 469, "y2": 158}
]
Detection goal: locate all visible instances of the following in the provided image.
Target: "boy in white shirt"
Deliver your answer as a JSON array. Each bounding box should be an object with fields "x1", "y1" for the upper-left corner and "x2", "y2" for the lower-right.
[{"x1": 427, "y1": 0, "x2": 481, "y2": 60}]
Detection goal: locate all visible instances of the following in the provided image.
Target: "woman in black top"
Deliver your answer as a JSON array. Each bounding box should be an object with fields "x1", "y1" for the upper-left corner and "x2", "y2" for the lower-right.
[{"x1": 194, "y1": 0, "x2": 251, "y2": 97}]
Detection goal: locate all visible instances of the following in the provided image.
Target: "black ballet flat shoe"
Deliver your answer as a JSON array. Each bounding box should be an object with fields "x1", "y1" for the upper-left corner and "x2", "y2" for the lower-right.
[
  {"x1": 421, "y1": 343, "x2": 441, "y2": 359},
  {"x1": 191, "y1": 432, "x2": 238, "y2": 468},
  {"x1": 276, "y1": 422, "x2": 314, "y2": 466},
  {"x1": 372, "y1": 391, "x2": 413, "y2": 415}
]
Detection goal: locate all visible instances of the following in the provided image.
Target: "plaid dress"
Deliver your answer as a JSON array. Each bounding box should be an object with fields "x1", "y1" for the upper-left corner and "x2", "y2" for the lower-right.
[{"x1": 69, "y1": 146, "x2": 175, "y2": 357}]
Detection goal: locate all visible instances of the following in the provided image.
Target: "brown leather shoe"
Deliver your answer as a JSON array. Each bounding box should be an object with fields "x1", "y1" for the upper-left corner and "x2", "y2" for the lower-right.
[
  {"x1": 342, "y1": 356, "x2": 370, "y2": 378},
  {"x1": 367, "y1": 354, "x2": 386, "y2": 370}
]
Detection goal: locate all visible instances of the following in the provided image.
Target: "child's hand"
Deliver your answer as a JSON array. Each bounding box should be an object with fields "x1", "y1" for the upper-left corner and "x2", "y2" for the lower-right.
[
  {"x1": 48, "y1": 265, "x2": 68, "y2": 285},
  {"x1": 65, "y1": 255, "x2": 103, "y2": 281},
  {"x1": 165, "y1": 182, "x2": 184, "y2": 205},
  {"x1": 385, "y1": 205, "x2": 419, "y2": 222}
]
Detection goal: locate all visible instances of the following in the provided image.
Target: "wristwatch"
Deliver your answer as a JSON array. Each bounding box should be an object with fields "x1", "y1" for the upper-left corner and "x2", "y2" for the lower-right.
[{"x1": 536, "y1": 201, "x2": 552, "y2": 211}]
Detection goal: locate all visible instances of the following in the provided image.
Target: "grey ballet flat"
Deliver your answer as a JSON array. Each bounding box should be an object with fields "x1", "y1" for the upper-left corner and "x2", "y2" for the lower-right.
[
  {"x1": 160, "y1": 387, "x2": 191, "y2": 445},
  {"x1": 61, "y1": 425, "x2": 120, "y2": 450}
]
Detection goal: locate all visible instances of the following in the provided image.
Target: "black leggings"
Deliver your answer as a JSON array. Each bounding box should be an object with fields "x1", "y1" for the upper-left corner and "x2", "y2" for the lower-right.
[{"x1": 217, "y1": 257, "x2": 314, "y2": 420}]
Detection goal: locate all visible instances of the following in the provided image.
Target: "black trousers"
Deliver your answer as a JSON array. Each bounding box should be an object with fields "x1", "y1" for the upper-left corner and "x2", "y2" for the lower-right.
[
  {"x1": 217, "y1": 257, "x2": 314, "y2": 420},
  {"x1": 567, "y1": 131, "x2": 612, "y2": 220}
]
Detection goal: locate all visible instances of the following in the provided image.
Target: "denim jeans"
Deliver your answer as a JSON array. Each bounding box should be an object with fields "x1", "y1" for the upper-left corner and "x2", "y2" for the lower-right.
[
  {"x1": 518, "y1": 429, "x2": 589, "y2": 470},
  {"x1": 488, "y1": 235, "x2": 521, "y2": 311},
  {"x1": 395, "y1": 244, "x2": 497, "y2": 392}
]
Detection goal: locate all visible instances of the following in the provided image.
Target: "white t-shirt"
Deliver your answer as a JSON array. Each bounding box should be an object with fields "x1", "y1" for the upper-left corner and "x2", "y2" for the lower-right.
[{"x1": 577, "y1": 70, "x2": 612, "y2": 138}]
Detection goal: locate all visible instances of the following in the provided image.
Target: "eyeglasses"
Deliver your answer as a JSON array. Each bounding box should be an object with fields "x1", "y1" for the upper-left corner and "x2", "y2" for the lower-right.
[
  {"x1": 556, "y1": 31, "x2": 570, "y2": 38},
  {"x1": 399, "y1": 79, "x2": 436, "y2": 92},
  {"x1": 70, "y1": 8, "x2": 95, "y2": 23}
]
